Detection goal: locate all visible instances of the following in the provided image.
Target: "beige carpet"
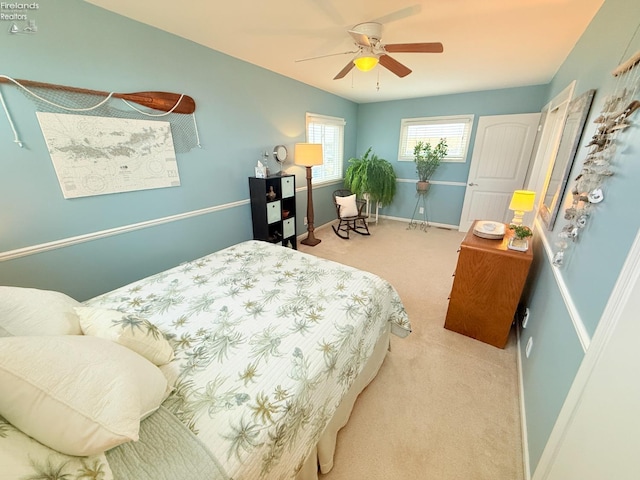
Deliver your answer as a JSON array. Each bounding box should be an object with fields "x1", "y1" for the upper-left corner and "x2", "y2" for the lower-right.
[{"x1": 298, "y1": 219, "x2": 524, "y2": 480}]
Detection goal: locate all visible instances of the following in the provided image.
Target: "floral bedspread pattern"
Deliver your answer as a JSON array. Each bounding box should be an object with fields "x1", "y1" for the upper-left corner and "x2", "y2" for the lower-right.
[
  {"x1": 0, "y1": 415, "x2": 113, "y2": 480},
  {"x1": 85, "y1": 240, "x2": 410, "y2": 479}
]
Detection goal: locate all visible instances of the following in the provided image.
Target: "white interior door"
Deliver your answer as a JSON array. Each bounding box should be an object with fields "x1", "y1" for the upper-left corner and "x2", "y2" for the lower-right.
[{"x1": 459, "y1": 113, "x2": 541, "y2": 232}]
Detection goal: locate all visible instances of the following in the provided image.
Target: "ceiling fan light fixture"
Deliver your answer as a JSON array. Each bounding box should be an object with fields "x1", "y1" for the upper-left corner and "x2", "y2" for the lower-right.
[{"x1": 353, "y1": 55, "x2": 379, "y2": 72}]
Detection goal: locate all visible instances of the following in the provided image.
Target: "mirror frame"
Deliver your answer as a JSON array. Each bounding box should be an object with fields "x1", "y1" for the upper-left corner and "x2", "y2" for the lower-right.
[
  {"x1": 540, "y1": 89, "x2": 596, "y2": 230},
  {"x1": 273, "y1": 145, "x2": 288, "y2": 163}
]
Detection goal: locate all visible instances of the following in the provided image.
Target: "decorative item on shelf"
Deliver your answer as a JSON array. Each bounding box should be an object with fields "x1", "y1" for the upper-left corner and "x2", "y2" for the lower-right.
[
  {"x1": 268, "y1": 231, "x2": 282, "y2": 242},
  {"x1": 273, "y1": 145, "x2": 288, "y2": 173},
  {"x1": 508, "y1": 225, "x2": 533, "y2": 252},
  {"x1": 508, "y1": 190, "x2": 536, "y2": 225},
  {"x1": 414, "y1": 139, "x2": 447, "y2": 192},
  {"x1": 266, "y1": 186, "x2": 276, "y2": 201},
  {"x1": 295, "y1": 143, "x2": 323, "y2": 247},
  {"x1": 551, "y1": 50, "x2": 640, "y2": 267},
  {"x1": 255, "y1": 160, "x2": 268, "y2": 178}
]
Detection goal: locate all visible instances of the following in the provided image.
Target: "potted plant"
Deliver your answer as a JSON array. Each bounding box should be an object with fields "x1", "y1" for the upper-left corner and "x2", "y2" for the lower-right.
[
  {"x1": 344, "y1": 147, "x2": 397, "y2": 206},
  {"x1": 414, "y1": 139, "x2": 448, "y2": 192},
  {"x1": 508, "y1": 224, "x2": 533, "y2": 251}
]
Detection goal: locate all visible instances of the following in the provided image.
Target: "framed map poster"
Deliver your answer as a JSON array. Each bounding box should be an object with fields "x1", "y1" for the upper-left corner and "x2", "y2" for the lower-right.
[{"x1": 36, "y1": 113, "x2": 180, "y2": 199}]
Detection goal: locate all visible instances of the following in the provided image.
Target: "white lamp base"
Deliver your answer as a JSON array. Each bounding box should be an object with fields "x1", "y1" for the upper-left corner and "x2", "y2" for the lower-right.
[{"x1": 510, "y1": 211, "x2": 525, "y2": 225}]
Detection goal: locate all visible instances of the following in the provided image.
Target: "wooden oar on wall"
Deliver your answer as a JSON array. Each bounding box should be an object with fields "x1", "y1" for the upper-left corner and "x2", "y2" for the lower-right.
[{"x1": 0, "y1": 77, "x2": 196, "y2": 114}]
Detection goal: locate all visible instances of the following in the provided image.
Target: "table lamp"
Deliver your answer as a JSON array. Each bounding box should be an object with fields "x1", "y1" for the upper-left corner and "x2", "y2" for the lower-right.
[
  {"x1": 508, "y1": 190, "x2": 536, "y2": 226},
  {"x1": 295, "y1": 143, "x2": 323, "y2": 246}
]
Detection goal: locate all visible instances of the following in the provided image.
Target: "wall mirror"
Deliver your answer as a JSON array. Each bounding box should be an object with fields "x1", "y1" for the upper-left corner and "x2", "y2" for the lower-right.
[
  {"x1": 540, "y1": 89, "x2": 596, "y2": 230},
  {"x1": 273, "y1": 145, "x2": 288, "y2": 164}
]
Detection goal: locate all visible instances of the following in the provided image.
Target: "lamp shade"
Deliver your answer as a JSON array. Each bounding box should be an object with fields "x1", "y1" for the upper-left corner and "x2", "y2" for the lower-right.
[
  {"x1": 353, "y1": 55, "x2": 379, "y2": 72},
  {"x1": 294, "y1": 143, "x2": 323, "y2": 167},
  {"x1": 509, "y1": 190, "x2": 536, "y2": 212}
]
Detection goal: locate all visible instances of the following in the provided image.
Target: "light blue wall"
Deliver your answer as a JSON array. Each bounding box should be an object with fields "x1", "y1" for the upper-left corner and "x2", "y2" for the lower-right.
[
  {"x1": 2, "y1": 1, "x2": 639, "y2": 474},
  {"x1": 519, "y1": 0, "x2": 640, "y2": 474},
  {"x1": 355, "y1": 86, "x2": 549, "y2": 225},
  {"x1": 520, "y1": 239, "x2": 587, "y2": 470},
  {"x1": 0, "y1": 0, "x2": 357, "y2": 300}
]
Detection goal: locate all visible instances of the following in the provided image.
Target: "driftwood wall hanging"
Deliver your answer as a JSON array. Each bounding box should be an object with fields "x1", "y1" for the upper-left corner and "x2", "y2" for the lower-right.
[
  {"x1": 552, "y1": 50, "x2": 640, "y2": 267},
  {"x1": 0, "y1": 75, "x2": 200, "y2": 152}
]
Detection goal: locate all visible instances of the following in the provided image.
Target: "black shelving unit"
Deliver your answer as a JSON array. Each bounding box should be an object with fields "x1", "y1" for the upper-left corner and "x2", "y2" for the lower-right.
[{"x1": 248, "y1": 174, "x2": 297, "y2": 249}]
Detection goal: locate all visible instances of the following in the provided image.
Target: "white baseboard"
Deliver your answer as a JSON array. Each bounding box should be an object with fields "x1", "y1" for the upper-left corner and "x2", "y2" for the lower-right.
[
  {"x1": 516, "y1": 325, "x2": 532, "y2": 480},
  {"x1": 377, "y1": 214, "x2": 460, "y2": 230}
]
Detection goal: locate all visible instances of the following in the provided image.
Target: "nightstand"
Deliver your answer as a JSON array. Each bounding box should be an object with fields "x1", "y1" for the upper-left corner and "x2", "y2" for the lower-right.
[{"x1": 444, "y1": 220, "x2": 533, "y2": 348}]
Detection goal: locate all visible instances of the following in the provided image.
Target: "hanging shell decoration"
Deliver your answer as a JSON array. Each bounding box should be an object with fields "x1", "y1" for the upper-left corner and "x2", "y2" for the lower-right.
[{"x1": 552, "y1": 54, "x2": 640, "y2": 267}]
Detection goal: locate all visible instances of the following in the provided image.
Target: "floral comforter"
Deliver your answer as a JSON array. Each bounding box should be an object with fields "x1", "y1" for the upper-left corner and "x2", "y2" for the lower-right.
[{"x1": 2, "y1": 240, "x2": 410, "y2": 480}]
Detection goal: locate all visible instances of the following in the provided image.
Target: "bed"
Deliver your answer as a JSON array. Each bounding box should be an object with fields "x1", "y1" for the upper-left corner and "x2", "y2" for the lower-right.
[{"x1": 0, "y1": 240, "x2": 410, "y2": 479}]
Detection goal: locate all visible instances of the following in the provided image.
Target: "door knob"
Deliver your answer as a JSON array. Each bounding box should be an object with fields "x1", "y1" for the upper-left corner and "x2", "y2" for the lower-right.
[{"x1": 468, "y1": 182, "x2": 478, "y2": 186}]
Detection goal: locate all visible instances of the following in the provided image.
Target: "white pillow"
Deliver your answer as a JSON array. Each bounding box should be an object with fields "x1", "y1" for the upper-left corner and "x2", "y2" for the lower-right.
[
  {"x1": 336, "y1": 194, "x2": 359, "y2": 218},
  {"x1": 159, "y1": 361, "x2": 181, "y2": 392},
  {"x1": 0, "y1": 419, "x2": 114, "y2": 480},
  {"x1": 0, "y1": 286, "x2": 82, "y2": 336},
  {"x1": 76, "y1": 306, "x2": 175, "y2": 366},
  {"x1": 0, "y1": 335, "x2": 168, "y2": 456}
]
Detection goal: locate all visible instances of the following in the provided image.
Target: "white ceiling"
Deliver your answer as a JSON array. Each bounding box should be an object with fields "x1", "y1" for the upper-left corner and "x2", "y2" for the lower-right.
[{"x1": 85, "y1": 0, "x2": 604, "y2": 104}]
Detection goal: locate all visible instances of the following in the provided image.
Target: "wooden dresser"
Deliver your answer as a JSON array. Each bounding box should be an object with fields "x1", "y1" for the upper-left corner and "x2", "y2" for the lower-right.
[{"x1": 444, "y1": 221, "x2": 533, "y2": 348}]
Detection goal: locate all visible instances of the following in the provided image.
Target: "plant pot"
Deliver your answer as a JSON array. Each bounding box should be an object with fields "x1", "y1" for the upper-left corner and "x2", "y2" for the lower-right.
[{"x1": 416, "y1": 181, "x2": 431, "y2": 193}]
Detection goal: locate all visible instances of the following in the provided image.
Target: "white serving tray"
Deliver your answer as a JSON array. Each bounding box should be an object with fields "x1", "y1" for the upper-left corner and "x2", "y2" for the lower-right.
[{"x1": 473, "y1": 220, "x2": 505, "y2": 240}]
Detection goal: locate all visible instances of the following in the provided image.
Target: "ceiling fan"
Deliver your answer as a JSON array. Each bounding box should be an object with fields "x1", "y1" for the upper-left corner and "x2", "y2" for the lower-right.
[{"x1": 296, "y1": 22, "x2": 443, "y2": 80}]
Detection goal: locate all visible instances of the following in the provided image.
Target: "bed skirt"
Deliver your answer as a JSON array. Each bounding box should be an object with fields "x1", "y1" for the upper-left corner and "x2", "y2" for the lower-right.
[{"x1": 296, "y1": 323, "x2": 391, "y2": 480}]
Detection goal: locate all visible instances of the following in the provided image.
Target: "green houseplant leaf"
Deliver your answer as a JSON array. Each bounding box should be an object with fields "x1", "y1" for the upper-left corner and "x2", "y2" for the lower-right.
[
  {"x1": 509, "y1": 224, "x2": 533, "y2": 240},
  {"x1": 414, "y1": 139, "x2": 448, "y2": 182},
  {"x1": 344, "y1": 147, "x2": 397, "y2": 206}
]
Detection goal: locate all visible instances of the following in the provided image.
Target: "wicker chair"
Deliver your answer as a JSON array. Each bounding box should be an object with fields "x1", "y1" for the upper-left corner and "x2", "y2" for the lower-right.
[{"x1": 332, "y1": 189, "x2": 370, "y2": 239}]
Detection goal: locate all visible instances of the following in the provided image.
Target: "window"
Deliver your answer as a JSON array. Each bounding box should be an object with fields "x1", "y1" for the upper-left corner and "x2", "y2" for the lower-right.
[
  {"x1": 306, "y1": 113, "x2": 346, "y2": 183},
  {"x1": 398, "y1": 114, "x2": 474, "y2": 163}
]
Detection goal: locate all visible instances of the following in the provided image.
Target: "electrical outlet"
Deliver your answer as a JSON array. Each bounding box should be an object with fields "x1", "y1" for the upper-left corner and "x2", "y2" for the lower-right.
[
  {"x1": 525, "y1": 336, "x2": 533, "y2": 358},
  {"x1": 419, "y1": 207, "x2": 424, "y2": 214},
  {"x1": 304, "y1": 216, "x2": 308, "y2": 225},
  {"x1": 522, "y1": 307, "x2": 530, "y2": 328}
]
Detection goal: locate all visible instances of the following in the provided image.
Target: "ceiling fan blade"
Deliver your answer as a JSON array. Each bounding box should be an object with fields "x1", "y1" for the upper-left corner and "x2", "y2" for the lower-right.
[
  {"x1": 334, "y1": 61, "x2": 356, "y2": 80},
  {"x1": 308, "y1": 0, "x2": 345, "y2": 25},
  {"x1": 348, "y1": 30, "x2": 371, "y2": 47},
  {"x1": 379, "y1": 54, "x2": 412, "y2": 78},
  {"x1": 384, "y1": 42, "x2": 444, "y2": 53},
  {"x1": 372, "y1": 5, "x2": 422, "y2": 25},
  {"x1": 295, "y1": 50, "x2": 358, "y2": 63}
]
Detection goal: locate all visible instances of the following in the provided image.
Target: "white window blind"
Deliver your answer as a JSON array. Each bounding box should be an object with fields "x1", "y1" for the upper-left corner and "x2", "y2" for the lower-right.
[
  {"x1": 398, "y1": 114, "x2": 474, "y2": 162},
  {"x1": 306, "y1": 113, "x2": 346, "y2": 183}
]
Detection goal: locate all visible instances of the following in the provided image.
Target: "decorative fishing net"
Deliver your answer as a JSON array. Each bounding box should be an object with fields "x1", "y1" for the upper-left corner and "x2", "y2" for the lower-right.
[{"x1": 0, "y1": 75, "x2": 201, "y2": 153}]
